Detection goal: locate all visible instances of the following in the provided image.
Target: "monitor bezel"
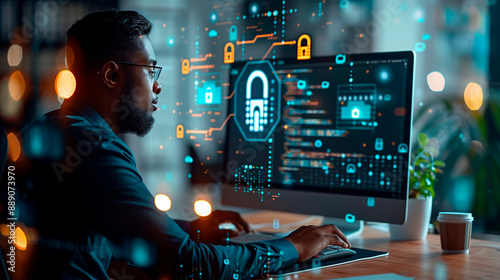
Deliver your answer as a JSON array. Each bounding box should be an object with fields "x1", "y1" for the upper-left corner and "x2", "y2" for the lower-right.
[{"x1": 221, "y1": 51, "x2": 415, "y2": 224}]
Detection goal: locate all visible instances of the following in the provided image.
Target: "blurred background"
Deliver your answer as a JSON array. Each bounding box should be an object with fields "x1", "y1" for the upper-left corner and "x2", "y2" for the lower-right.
[{"x1": 1, "y1": 0, "x2": 499, "y2": 238}]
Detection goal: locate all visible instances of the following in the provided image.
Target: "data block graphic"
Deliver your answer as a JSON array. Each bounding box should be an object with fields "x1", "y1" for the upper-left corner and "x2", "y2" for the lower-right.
[{"x1": 337, "y1": 84, "x2": 377, "y2": 129}]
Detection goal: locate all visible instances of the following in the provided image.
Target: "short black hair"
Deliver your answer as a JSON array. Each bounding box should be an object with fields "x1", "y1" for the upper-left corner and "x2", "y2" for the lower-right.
[{"x1": 67, "y1": 9, "x2": 152, "y2": 70}]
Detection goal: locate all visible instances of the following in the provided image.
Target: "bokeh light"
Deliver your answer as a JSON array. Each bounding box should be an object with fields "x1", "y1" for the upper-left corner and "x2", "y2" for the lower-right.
[
  {"x1": 9, "y1": 71, "x2": 25, "y2": 101},
  {"x1": 154, "y1": 194, "x2": 171, "y2": 211},
  {"x1": 15, "y1": 227, "x2": 27, "y2": 250},
  {"x1": 7, "y1": 132, "x2": 21, "y2": 162},
  {"x1": 194, "y1": 199, "x2": 212, "y2": 217},
  {"x1": 0, "y1": 224, "x2": 9, "y2": 236},
  {"x1": 55, "y1": 70, "x2": 76, "y2": 99},
  {"x1": 468, "y1": 5, "x2": 482, "y2": 31},
  {"x1": 250, "y1": 3, "x2": 259, "y2": 14},
  {"x1": 131, "y1": 238, "x2": 151, "y2": 267},
  {"x1": 464, "y1": 82, "x2": 483, "y2": 111},
  {"x1": 7, "y1": 44, "x2": 23, "y2": 67},
  {"x1": 471, "y1": 140, "x2": 484, "y2": 153},
  {"x1": 167, "y1": 36, "x2": 175, "y2": 47},
  {"x1": 210, "y1": 11, "x2": 218, "y2": 22},
  {"x1": 0, "y1": 78, "x2": 22, "y2": 119},
  {"x1": 427, "y1": 71, "x2": 445, "y2": 92}
]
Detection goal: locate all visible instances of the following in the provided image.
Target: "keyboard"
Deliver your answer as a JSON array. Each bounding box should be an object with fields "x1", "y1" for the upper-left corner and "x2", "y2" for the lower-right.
[{"x1": 229, "y1": 233, "x2": 356, "y2": 262}]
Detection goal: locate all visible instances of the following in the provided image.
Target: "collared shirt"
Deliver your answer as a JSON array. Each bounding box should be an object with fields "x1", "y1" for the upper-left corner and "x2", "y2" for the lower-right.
[{"x1": 20, "y1": 100, "x2": 298, "y2": 279}]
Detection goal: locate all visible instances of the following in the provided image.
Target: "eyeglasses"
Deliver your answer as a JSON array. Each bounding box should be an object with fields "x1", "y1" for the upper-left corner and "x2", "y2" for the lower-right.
[{"x1": 114, "y1": 61, "x2": 162, "y2": 81}]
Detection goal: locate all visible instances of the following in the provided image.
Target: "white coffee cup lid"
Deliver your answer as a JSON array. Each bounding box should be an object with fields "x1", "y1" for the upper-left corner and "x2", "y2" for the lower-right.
[{"x1": 437, "y1": 212, "x2": 474, "y2": 221}]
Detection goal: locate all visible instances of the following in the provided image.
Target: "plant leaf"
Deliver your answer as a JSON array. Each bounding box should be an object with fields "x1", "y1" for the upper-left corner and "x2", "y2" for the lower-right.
[
  {"x1": 418, "y1": 132, "x2": 429, "y2": 148},
  {"x1": 434, "y1": 160, "x2": 446, "y2": 167}
]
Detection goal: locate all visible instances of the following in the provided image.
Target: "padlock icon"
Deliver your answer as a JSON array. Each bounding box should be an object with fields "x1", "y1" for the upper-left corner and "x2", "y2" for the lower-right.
[
  {"x1": 346, "y1": 164, "x2": 356, "y2": 174},
  {"x1": 246, "y1": 70, "x2": 269, "y2": 133},
  {"x1": 352, "y1": 108, "x2": 360, "y2": 119},
  {"x1": 181, "y1": 59, "x2": 190, "y2": 74},
  {"x1": 297, "y1": 34, "x2": 311, "y2": 60},
  {"x1": 335, "y1": 54, "x2": 346, "y2": 64},
  {"x1": 398, "y1": 143, "x2": 408, "y2": 153},
  {"x1": 375, "y1": 138, "x2": 383, "y2": 151},
  {"x1": 176, "y1": 124, "x2": 184, "y2": 139},
  {"x1": 229, "y1": 25, "x2": 237, "y2": 42},
  {"x1": 224, "y1": 42, "x2": 235, "y2": 64},
  {"x1": 205, "y1": 87, "x2": 213, "y2": 104}
]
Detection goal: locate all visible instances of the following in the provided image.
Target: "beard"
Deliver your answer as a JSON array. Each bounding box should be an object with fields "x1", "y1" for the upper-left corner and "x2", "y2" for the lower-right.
[{"x1": 117, "y1": 86, "x2": 155, "y2": 137}]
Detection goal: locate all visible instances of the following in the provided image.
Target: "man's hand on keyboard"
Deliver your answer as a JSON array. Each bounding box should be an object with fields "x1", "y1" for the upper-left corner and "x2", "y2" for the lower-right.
[
  {"x1": 284, "y1": 224, "x2": 351, "y2": 262},
  {"x1": 190, "y1": 210, "x2": 252, "y2": 243}
]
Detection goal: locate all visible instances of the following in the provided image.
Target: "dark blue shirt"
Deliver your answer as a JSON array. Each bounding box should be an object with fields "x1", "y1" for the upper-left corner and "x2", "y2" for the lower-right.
[{"x1": 21, "y1": 100, "x2": 298, "y2": 279}]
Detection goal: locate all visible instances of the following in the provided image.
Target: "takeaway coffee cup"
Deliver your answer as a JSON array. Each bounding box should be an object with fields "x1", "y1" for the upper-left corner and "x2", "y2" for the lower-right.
[{"x1": 437, "y1": 212, "x2": 474, "y2": 253}]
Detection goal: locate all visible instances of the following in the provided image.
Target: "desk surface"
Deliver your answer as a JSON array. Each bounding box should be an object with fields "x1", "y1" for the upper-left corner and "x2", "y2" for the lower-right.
[
  {"x1": 282, "y1": 226, "x2": 500, "y2": 279},
  {"x1": 243, "y1": 211, "x2": 500, "y2": 279}
]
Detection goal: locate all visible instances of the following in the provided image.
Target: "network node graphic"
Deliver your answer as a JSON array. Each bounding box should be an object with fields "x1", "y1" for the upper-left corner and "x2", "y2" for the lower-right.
[{"x1": 234, "y1": 61, "x2": 280, "y2": 141}]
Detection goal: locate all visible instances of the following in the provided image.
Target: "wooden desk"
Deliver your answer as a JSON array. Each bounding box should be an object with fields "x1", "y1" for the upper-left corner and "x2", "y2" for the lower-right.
[
  {"x1": 271, "y1": 225, "x2": 500, "y2": 279},
  {"x1": 241, "y1": 211, "x2": 500, "y2": 279}
]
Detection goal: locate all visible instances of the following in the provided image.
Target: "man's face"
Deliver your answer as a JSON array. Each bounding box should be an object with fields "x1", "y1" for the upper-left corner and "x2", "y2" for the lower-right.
[{"x1": 117, "y1": 35, "x2": 162, "y2": 137}]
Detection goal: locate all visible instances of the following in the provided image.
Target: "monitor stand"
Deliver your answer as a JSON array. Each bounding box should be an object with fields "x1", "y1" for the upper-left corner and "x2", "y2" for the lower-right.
[{"x1": 321, "y1": 216, "x2": 364, "y2": 238}]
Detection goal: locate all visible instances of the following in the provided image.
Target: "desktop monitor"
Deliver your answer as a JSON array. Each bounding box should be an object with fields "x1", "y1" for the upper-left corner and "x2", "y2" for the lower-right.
[{"x1": 222, "y1": 51, "x2": 415, "y2": 225}]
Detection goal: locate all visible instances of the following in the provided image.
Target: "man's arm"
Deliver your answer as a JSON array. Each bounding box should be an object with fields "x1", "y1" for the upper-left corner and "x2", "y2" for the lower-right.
[{"x1": 71, "y1": 134, "x2": 299, "y2": 279}]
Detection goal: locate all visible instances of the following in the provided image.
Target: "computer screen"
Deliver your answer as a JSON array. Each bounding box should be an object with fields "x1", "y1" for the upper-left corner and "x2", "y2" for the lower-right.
[{"x1": 222, "y1": 51, "x2": 415, "y2": 224}]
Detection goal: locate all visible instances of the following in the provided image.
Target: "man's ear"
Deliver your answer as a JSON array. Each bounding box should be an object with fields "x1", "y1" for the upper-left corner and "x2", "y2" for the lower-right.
[{"x1": 99, "y1": 61, "x2": 120, "y2": 89}]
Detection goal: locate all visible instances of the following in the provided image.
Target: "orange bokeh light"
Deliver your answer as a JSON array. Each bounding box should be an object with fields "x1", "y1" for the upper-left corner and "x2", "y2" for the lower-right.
[
  {"x1": 155, "y1": 194, "x2": 172, "y2": 211},
  {"x1": 15, "y1": 227, "x2": 27, "y2": 250},
  {"x1": 7, "y1": 132, "x2": 21, "y2": 162},
  {"x1": 55, "y1": 70, "x2": 76, "y2": 99},
  {"x1": 194, "y1": 200, "x2": 212, "y2": 217},
  {"x1": 8, "y1": 71, "x2": 25, "y2": 101},
  {"x1": 464, "y1": 82, "x2": 483, "y2": 111}
]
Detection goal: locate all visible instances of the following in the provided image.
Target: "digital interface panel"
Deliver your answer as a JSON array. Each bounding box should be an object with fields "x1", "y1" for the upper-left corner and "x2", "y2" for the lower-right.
[{"x1": 226, "y1": 52, "x2": 413, "y2": 201}]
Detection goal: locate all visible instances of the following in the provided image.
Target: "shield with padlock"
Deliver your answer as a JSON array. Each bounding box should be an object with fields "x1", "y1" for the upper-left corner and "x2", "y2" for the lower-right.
[{"x1": 234, "y1": 61, "x2": 280, "y2": 141}]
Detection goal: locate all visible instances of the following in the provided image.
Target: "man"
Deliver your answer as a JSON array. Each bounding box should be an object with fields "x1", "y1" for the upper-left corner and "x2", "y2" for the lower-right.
[{"x1": 19, "y1": 10, "x2": 350, "y2": 279}]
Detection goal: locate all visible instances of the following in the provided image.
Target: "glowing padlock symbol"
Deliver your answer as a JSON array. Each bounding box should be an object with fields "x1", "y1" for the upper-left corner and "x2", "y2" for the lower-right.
[
  {"x1": 297, "y1": 34, "x2": 311, "y2": 60},
  {"x1": 352, "y1": 108, "x2": 360, "y2": 119},
  {"x1": 224, "y1": 42, "x2": 235, "y2": 64},
  {"x1": 246, "y1": 70, "x2": 269, "y2": 133},
  {"x1": 181, "y1": 59, "x2": 190, "y2": 75},
  {"x1": 375, "y1": 138, "x2": 383, "y2": 151},
  {"x1": 176, "y1": 124, "x2": 184, "y2": 139},
  {"x1": 335, "y1": 54, "x2": 346, "y2": 64},
  {"x1": 205, "y1": 87, "x2": 213, "y2": 104},
  {"x1": 229, "y1": 25, "x2": 237, "y2": 41}
]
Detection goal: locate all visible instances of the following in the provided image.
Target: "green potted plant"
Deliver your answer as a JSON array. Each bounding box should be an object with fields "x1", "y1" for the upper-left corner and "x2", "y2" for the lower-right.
[{"x1": 390, "y1": 132, "x2": 445, "y2": 240}]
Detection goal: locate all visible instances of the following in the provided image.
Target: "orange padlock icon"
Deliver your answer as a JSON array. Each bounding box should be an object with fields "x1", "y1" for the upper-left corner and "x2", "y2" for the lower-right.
[
  {"x1": 176, "y1": 124, "x2": 184, "y2": 138},
  {"x1": 181, "y1": 59, "x2": 190, "y2": 74},
  {"x1": 297, "y1": 34, "x2": 311, "y2": 60},
  {"x1": 224, "y1": 42, "x2": 235, "y2": 64}
]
